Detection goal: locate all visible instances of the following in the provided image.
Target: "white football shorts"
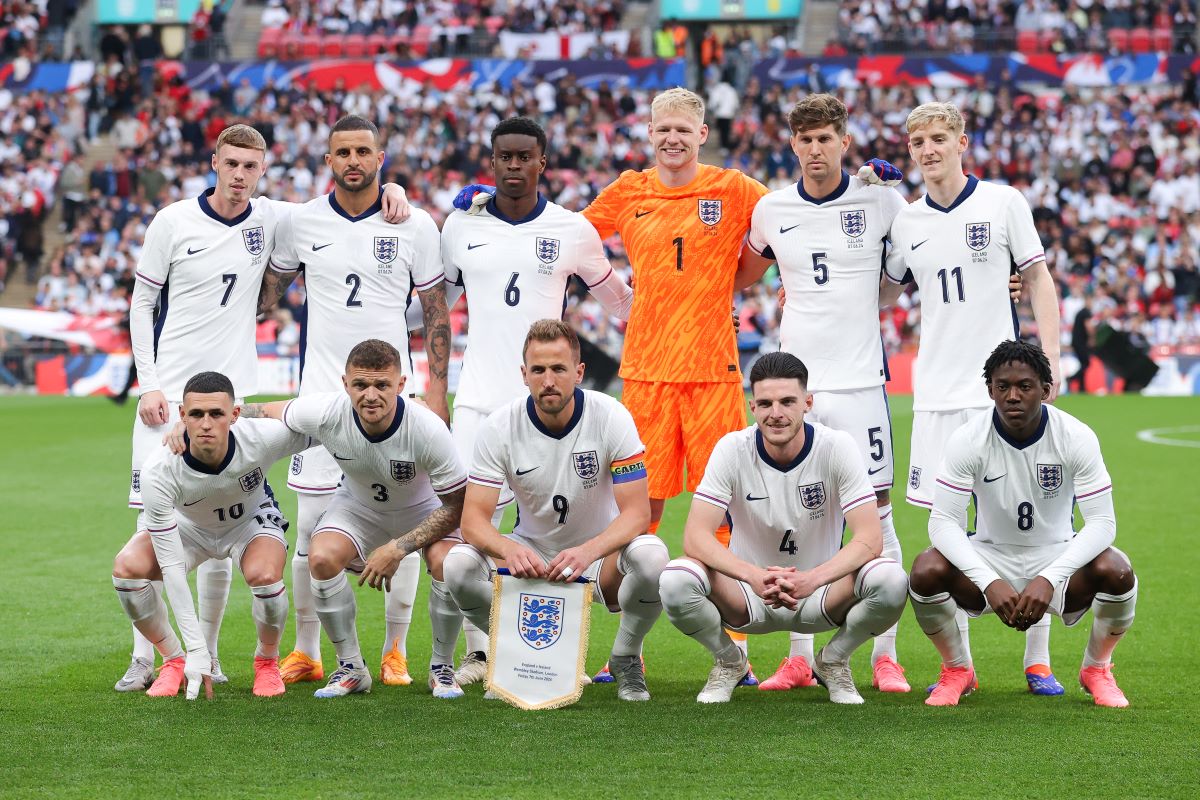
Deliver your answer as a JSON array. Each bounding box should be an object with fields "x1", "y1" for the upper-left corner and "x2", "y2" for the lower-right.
[
  {"x1": 809, "y1": 385, "x2": 893, "y2": 492},
  {"x1": 906, "y1": 408, "x2": 979, "y2": 508}
]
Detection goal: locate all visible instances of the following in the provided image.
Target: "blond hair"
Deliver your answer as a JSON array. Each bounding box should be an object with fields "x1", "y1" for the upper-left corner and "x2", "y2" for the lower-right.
[
  {"x1": 522, "y1": 319, "x2": 581, "y2": 363},
  {"x1": 651, "y1": 87, "x2": 705, "y2": 125},
  {"x1": 906, "y1": 102, "x2": 966, "y2": 137},
  {"x1": 215, "y1": 123, "x2": 267, "y2": 154},
  {"x1": 788, "y1": 94, "x2": 848, "y2": 136}
]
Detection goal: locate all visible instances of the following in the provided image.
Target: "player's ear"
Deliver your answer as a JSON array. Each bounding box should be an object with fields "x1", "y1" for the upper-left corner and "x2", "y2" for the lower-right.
[
  {"x1": 520, "y1": 364, "x2": 529, "y2": 387},
  {"x1": 575, "y1": 361, "x2": 585, "y2": 384},
  {"x1": 842, "y1": 134, "x2": 851, "y2": 153},
  {"x1": 698, "y1": 124, "x2": 709, "y2": 145},
  {"x1": 230, "y1": 404, "x2": 240, "y2": 424},
  {"x1": 396, "y1": 374, "x2": 407, "y2": 395},
  {"x1": 210, "y1": 152, "x2": 218, "y2": 173},
  {"x1": 959, "y1": 133, "x2": 969, "y2": 153}
]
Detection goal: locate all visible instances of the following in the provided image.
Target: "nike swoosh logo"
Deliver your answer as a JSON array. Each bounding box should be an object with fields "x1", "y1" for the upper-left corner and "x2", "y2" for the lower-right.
[
  {"x1": 182, "y1": 498, "x2": 206, "y2": 506},
  {"x1": 779, "y1": 224, "x2": 801, "y2": 234},
  {"x1": 868, "y1": 466, "x2": 887, "y2": 475},
  {"x1": 467, "y1": 243, "x2": 488, "y2": 250},
  {"x1": 312, "y1": 243, "x2": 334, "y2": 251},
  {"x1": 745, "y1": 493, "x2": 768, "y2": 501},
  {"x1": 516, "y1": 467, "x2": 539, "y2": 476},
  {"x1": 911, "y1": 239, "x2": 929, "y2": 251},
  {"x1": 187, "y1": 247, "x2": 207, "y2": 255},
  {"x1": 983, "y1": 474, "x2": 1006, "y2": 483},
  {"x1": 635, "y1": 210, "x2": 653, "y2": 218},
  {"x1": 333, "y1": 454, "x2": 354, "y2": 462}
]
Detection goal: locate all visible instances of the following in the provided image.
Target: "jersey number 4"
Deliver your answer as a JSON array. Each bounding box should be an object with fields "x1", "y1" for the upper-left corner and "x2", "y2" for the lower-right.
[{"x1": 779, "y1": 528, "x2": 797, "y2": 555}]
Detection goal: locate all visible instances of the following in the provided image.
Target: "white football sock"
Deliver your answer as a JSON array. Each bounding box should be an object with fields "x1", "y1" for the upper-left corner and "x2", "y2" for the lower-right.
[
  {"x1": 250, "y1": 580, "x2": 289, "y2": 659},
  {"x1": 1083, "y1": 579, "x2": 1137, "y2": 668},
  {"x1": 130, "y1": 579, "x2": 163, "y2": 661},
  {"x1": 292, "y1": 493, "x2": 333, "y2": 659},
  {"x1": 659, "y1": 560, "x2": 740, "y2": 664},
  {"x1": 311, "y1": 572, "x2": 362, "y2": 666},
  {"x1": 788, "y1": 633, "x2": 815, "y2": 661},
  {"x1": 911, "y1": 588, "x2": 971, "y2": 668},
  {"x1": 382, "y1": 551, "x2": 420, "y2": 659},
  {"x1": 114, "y1": 577, "x2": 182, "y2": 660},
  {"x1": 443, "y1": 544, "x2": 493, "y2": 633},
  {"x1": 1023, "y1": 615, "x2": 1052, "y2": 669},
  {"x1": 196, "y1": 557, "x2": 232, "y2": 660},
  {"x1": 428, "y1": 578, "x2": 462, "y2": 667},
  {"x1": 871, "y1": 508, "x2": 902, "y2": 664},
  {"x1": 611, "y1": 537, "x2": 669, "y2": 657},
  {"x1": 464, "y1": 621, "x2": 488, "y2": 655},
  {"x1": 956, "y1": 607, "x2": 973, "y2": 663},
  {"x1": 823, "y1": 558, "x2": 907, "y2": 662}
]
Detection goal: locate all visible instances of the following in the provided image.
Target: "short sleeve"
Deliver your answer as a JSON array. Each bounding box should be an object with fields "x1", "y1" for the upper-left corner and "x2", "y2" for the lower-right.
[
  {"x1": 134, "y1": 211, "x2": 174, "y2": 289},
  {"x1": 573, "y1": 217, "x2": 615, "y2": 288},
  {"x1": 269, "y1": 204, "x2": 301, "y2": 273},
  {"x1": 933, "y1": 425, "x2": 978, "y2": 498},
  {"x1": 415, "y1": 407, "x2": 468, "y2": 494},
  {"x1": 693, "y1": 434, "x2": 738, "y2": 511},
  {"x1": 281, "y1": 393, "x2": 336, "y2": 438},
  {"x1": 604, "y1": 400, "x2": 646, "y2": 484},
  {"x1": 1068, "y1": 422, "x2": 1113, "y2": 503},
  {"x1": 739, "y1": 172, "x2": 770, "y2": 223},
  {"x1": 410, "y1": 210, "x2": 445, "y2": 292},
  {"x1": 746, "y1": 195, "x2": 773, "y2": 259},
  {"x1": 468, "y1": 412, "x2": 509, "y2": 489},
  {"x1": 139, "y1": 459, "x2": 179, "y2": 534},
  {"x1": 256, "y1": 418, "x2": 314, "y2": 462},
  {"x1": 582, "y1": 171, "x2": 632, "y2": 240},
  {"x1": 878, "y1": 187, "x2": 907, "y2": 235},
  {"x1": 1004, "y1": 189, "x2": 1045, "y2": 271},
  {"x1": 883, "y1": 214, "x2": 910, "y2": 284},
  {"x1": 440, "y1": 213, "x2": 462, "y2": 287},
  {"x1": 829, "y1": 431, "x2": 876, "y2": 514}
]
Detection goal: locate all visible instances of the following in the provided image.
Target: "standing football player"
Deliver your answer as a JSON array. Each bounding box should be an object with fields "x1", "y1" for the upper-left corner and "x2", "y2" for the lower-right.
[
  {"x1": 260, "y1": 114, "x2": 450, "y2": 689},
  {"x1": 910, "y1": 341, "x2": 1136, "y2": 707},
  {"x1": 884, "y1": 102, "x2": 1065, "y2": 694}
]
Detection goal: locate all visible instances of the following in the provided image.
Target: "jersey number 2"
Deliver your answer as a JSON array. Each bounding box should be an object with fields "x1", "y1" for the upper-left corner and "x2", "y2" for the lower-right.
[{"x1": 346, "y1": 273, "x2": 363, "y2": 307}]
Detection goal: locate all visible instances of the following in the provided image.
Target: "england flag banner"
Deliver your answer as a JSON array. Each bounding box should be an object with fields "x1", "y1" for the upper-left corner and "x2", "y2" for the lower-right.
[{"x1": 487, "y1": 571, "x2": 593, "y2": 710}]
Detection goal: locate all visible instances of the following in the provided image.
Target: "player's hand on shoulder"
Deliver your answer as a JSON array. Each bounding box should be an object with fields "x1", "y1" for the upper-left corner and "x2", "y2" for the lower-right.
[
  {"x1": 547, "y1": 544, "x2": 593, "y2": 583},
  {"x1": 1008, "y1": 272, "x2": 1022, "y2": 303},
  {"x1": 360, "y1": 542, "x2": 406, "y2": 591},
  {"x1": 381, "y1": 183, "x2": 411, "y2": 224},
  {"x1": 777, "y1": 285, "x2": 786, "y2": 308},
  {"x1": 983, "y1": 579, "x2": 1021, "y2": 628},
  {"x1": 1011, "y1": 576, "x2": 1053, "y2": 631},
  {"x1": 162, "y1": 421, "x2": 187, "y2": 455},
  {"x1": 452, "y1": 184, "x2": 496, "y2": 215},
  {"x1": 138, "y1": 390, "x2": 170, "y2": 426},
  {"x1": 857, "y1": 158, "x2": 903, "y2": 187},
  {"x1": 184, "y1": 647, "x2": 214, "y2": 700},
  {"x1": 501, "y1": 541, "x2": 547, "y2": 580}
]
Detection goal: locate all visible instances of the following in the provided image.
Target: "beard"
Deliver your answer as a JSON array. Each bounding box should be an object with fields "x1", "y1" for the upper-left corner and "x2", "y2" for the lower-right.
[{"x1": 332, "y1": 165, "x2": 379, "y2": 193}]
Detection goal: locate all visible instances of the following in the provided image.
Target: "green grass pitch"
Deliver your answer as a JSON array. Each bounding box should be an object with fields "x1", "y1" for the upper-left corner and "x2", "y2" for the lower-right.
[{"x1": 1, "y1": 393, "x2": 1197, "y2": 799}]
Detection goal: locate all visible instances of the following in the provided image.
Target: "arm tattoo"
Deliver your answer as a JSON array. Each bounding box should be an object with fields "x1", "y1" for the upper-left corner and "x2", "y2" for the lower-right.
[
  {"x1": 239, "y1": 403, "x2": 267, "y2": 419},
  {"x1": 418, "y1": 283, "x2": 451, "y2": 381},
  {"x1": 393, "y1": 487, "x2": 465, "y2": 554},
  {"x1": 258, "y1": 266, "x2": 299, "y2": 316}
]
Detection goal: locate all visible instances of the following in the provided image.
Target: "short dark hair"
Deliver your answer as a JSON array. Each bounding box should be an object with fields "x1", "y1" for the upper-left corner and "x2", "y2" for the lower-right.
[
  {"x1": 330, "y1": 114, "x2": 379, "y2": 143},
  {"x1": 522, "y1": 319, "x2": 580, "y2": 362},
  {"x1": 983, "y1": 339, "x2": 1053, "y2": 385},
  {"x1": 749, "y1": 352, "x2": 809, "y2": 390},
  {"x1": 491, "y1": 116, "x2": 547, "y2": 155},
  {"x1": 346, "y1": 339, "x2": 401, "y2": 372},
  {"x1": 183, "y1": 371, "x2": 235, "y2": 399}
]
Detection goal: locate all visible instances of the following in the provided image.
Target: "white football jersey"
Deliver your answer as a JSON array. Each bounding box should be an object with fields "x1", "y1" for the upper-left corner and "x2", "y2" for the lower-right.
[
  {"x1": 934, "y1": 405, "x2": 1113, "y2": 547},
  {"x1": 694, "y1": 422, "x2": 876, "y2": 571},
  {"x1": 140, "y1": 418, "x2": 310, "y2": 535},
  {"x1": 134, "y1": 190, "x2": 287, "y2": 401},
  {"x1": 270, "y1": 192, "x2": 443, "y2": 394},
  {"x1": 469, "y1": 389, "x2": 647, "y2": 554},
  {"x1": 747, "y1": 173, "x2": 907, "y2": 391},
  {"x1": 282, "y1": 391, "x2": 466, "y2": 512},
  {"x1": 442, "y1": 197, "x2": 617, "y2": 414},
  {"x1": 885, "y1": 177, "x2": 1045, "y2": 411}
]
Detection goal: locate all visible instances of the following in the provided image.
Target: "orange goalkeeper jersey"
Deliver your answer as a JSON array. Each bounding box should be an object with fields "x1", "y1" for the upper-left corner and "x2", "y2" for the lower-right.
[{"x1": 584, "y1": 164, "x2": 768, "y2": 383}]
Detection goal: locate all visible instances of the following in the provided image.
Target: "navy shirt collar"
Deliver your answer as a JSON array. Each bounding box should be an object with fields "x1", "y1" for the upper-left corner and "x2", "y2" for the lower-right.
[
  {"x1": 486, "y1": 193, "x2": 547, "y2": 225},
  {"x1": 755, "y1": 423, "x2": 815, "y2": 473},
  {"x1": 925, "y1": 174, "x2": 978, "y2": 213},
  {"x1": 353, "y1": 397, "x2": 405, "y2": 443},
  {"x1": 182, "y1": 431, "x2": 238, "y2": 475},
  {"x1": 526, "y1": 387, "x2": 585, "y2": 439},
  {"x1": 797, "y1": 171, "x2": 850, "y2": 205},
  {"x1": 329, "y1": 189, "x2": 383, "y2": 222},
  {"x1": 197, "y1": 188, "x2": 253, "y2": 227},
  {"x1": 992, "y1": 406, "x2": 1048, "y2": 450}
]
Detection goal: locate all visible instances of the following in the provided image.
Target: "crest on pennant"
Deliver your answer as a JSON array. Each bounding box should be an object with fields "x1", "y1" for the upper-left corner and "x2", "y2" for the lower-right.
[
  {"x1": 698, "y1": 199, "x2": 722, "y2": 226},
  {"x1": 390, "y1": 460, "x2": 416, "y2": 483},
  {"x1": 536, "y1": 237, "x2": 560, "y2": 264},
  {"x1": 799, "y1": 482, "x2": 826, "y2": 510},
  {"x1": 242, "y1": 226, "x2": 265, "y2": 255},
  {"x1": 909, "y1": 467, "x2": 922, "y2": 490},
  {"x1": 290, "y1": 454, "x2": 303, "y2": 475},
  {"x1": 841, "y1": 209, "x2": 867, "y2": 237},
  {"x1": 518, "y1": 593, "x2": 564, "y2": 650},
  {"x1": 966, "y1": 222, "x2": 991, "y2": 251},
  {"x1": 1037, "y1": 463, "x2": 1063, "y2": 492},
  {"x1": 239, "y1": 467, "x2": 264, "y2": 493},
  {"x1": 374, "y1": 236, "x2": 399, "y2": 264},
  {"x1": 573, "y1": 451, "x2": 599, "y2": 480}
]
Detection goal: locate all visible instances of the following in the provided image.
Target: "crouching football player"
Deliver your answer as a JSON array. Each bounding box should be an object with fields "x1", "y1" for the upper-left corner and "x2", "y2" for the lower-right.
[
  {"x1": 112, "y1": 371, "x2": 312, "y2": 698},
  {"x1": 911, "y1": 340, "x2": 1137, "y2": 707},
  {"x1": 659, "y1": 352, "x2": 908, "y2": 704},
  {"x1": 444, "y1": 320, "x2": 668, "y2": 702}
]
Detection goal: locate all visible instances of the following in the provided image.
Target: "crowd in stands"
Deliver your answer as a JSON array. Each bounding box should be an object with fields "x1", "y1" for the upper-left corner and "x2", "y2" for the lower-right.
[{"x1": 835, "y1": 0, "x2": 1198, "y2": 55}]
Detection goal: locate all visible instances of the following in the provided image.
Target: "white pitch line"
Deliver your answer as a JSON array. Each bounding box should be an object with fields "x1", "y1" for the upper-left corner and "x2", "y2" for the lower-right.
[{"x1": 1136, "y1": 426, "x2": 1200, "y2": 449}]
